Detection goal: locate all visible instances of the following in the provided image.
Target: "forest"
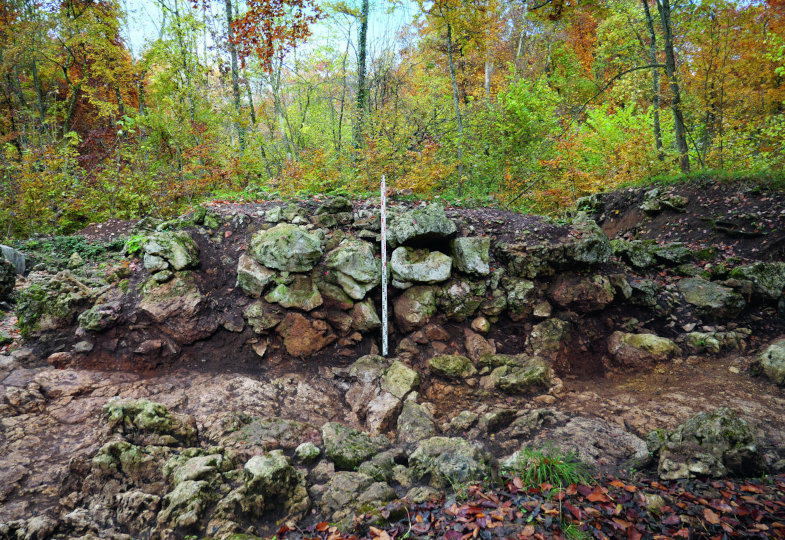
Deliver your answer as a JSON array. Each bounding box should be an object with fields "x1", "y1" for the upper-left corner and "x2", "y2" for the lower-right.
[{"x1": 1, "y1": 0, "x2": 784, "y2": 239}]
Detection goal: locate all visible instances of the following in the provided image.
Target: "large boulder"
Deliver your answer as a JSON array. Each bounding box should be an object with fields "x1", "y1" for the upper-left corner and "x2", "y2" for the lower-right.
[
  {"x1": 319, "y1": 472, "x2": 396, "y2": 522},
  {"x1": 344, "y1": 356, "x2": 410, "y2": 434},
  {"x1": 678, "y1": 277, "x2": 746, "y2": 318},
  {"x1": 315, "y1": 196, "x2": 352, "y2": 215},
  {"x1": 16, "y1": 272, "x2": 93, "y2": 337},
  {"x1": 496, "y1": 215, "x2": 610, "y2": 279},
  {"x1": 607, "y1": 331, "x2": 681, "y2": 366},
  {"x1": 1, "y1": 244, "x2": 26, "y2": 274},
  {"x1": 485, "y1": 355, "x2": 551, "y2": 393},
  {"x1": 529, "y1": 318, "x2": 573, "y2": 356},
  {"x1": 321, "y1": 422, "x2": 390, "y2": 470},
  {"x1": 104, "y1": 399, "x2": 198, "y2": 447},
  {"x1": 757, "y1": 338, "x2": 785, "y2": 385},
  {"x1": 208, "y1": 414, "x2": 321, "y2": 452},
  {"x1": 142, "y1": 231, "x2": 199, "y2": 271},
  {"x1": 78, "y1": 301, "x2": 122, "y2": 332},
  {"x1": 351, "y1": 299, "x2": 381, "y2": 332},
  {"x1": 156, "y1": 479, "x2": 212, "y2": 530},
  {"x1": 393, "y1": 286, "x2": 437, "y2": 332},
  {"x1": 265, "y1": 275, "x2": 323, "y2": 311},
  {"x1": 324, "y1": 238, "x2": 381, "y2": 300},
  {"x1": 249, "y1": 224, "x2": 323, "y2": 272},
  {"x1": 390, "y1": 247, "x2": 452, "y2": 287},
  {"x1": 408, "y1": 436, "x2": 491, "y2": 488},
  {"x1": 612, "y1": 239, "x2": 657, "y2": 270},
  {"x1": 566, "y1": 216, "x2": 613, "y2": 265},
  {"x1": 381, "y1": 360, "x2": 420, "y2": 399},
  {"x1": 503, "y1": 417, "x2": 648, "y2": 471},
  {"x1": 139, "y1": 274, "x2": 217, "y2": 344},
  {"x1": 387, "y1": 203, "x2": 457, "y2": 247},
  {"x1": 437, "y1": 279, "x2": 484, "y2": 320},
  {"x1": 276, "y1": 313, "x2": 336, "y2": 356},
  {"x1": 244, "y1": 450, "x2": 308, "y2": 514},
  {"x1": 729, "y1": 262, "x2": 785, "y2": 302},
  {"x1": 549, "y1": 274, "x2": 614, "y2": 313},
  {"x1": 649, "y1": 408, "x2": 765, "y2": 480},
  {"x1": 429, "y1": 355, "x2": 477, "y2": 379},
  {"x1": 397, "y1": 401, "x2": 438, "y2": 444},
  {"x1": 640, "y1": 187, "x2": 688, "y2": 214},
  {"x1": 236, "y1": 254, "x2": 276, "y2": 298},
  {"x1": 451, "y1": 237, "x2": 491, "y2": 276},
  {"x1": 504, "y1": 277, "x2": 537, "y2": 320},
  {"x1": 243, "y1": 301, "x2": 285, "y2": 333}
]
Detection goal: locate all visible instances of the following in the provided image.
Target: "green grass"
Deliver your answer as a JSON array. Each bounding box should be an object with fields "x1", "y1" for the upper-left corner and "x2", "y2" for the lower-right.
[
  {"x1": 563, "y1": 522, "x2": 592, "y2": 540},
  {"x1": 502, "y1": 446, "x2": 593, "y2": 492}
]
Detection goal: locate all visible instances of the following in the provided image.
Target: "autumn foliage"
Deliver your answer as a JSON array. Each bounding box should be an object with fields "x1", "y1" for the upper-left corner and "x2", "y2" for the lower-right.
[{"x1": 1, "y1": 0, "x2": 785, "y2": 239}]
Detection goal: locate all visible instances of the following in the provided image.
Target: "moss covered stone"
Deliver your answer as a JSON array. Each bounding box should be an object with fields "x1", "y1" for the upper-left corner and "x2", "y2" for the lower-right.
[
  {"x1": 249, "y1": 223, "x2": 323, "y2": 272},
  {"x1": 451, "y1": 237, "x2": 491, "y2": 276},
  {"x1": 381, "y1": 360, "x2": 420, "y2": 399},
  {"x1": 324, "y1": 238, "x2": 381, "y2": 300},
  {"x1": 236, "y1": 254, "x2": 276, "y2": 298},
  {"x1": 678, "y1": 277, "x2": 746, "y2": 318},
  {"x1": 651, "y1": 408, "x2": 765, "y2": 480},
  {"x1": 429, "y1": 354, "x2": 477, "y2": 379},
  {"x1": 387, "y1": 203, "x2": 457, "y2": 247},
  {"x1": 142, "y1": 231, "x2": 199, "y2": 271},
  {"x1": 390, "y1": 247, "x2": 452, "y2": 287},
  {"x1": 758, "y1": 338, "x2": 785, "y2": 385},
  {"x1": 408, "y1": 436, "x2": 491, "y2": 488},
  {"x1": 243, "y1": 301, "x2": 285, "y2": 333},
  {"x1": 16, "y1": 275, "x2": 91, "y2": 337},
  {"x1": 486, "y1": 356, "x2": 551, "y2": 393},
  {"x1": 265, "y1": 275, "x2": 323, "y2": 311},
  {"x1": 608, "y1": 331, "x2": 681, "y2": 365},
  {"x1": 729, "y1": 262, "x2": 785, "y2": 302},
  {"x1": 104, "y1": 399, "x2": 197, "y2": 447},
  {"x1": 393, "y1": 285, "x2": 437, "y2": 332},
  {"x1": 321, "y1": 422, "x2": 390, "y2": 470}
]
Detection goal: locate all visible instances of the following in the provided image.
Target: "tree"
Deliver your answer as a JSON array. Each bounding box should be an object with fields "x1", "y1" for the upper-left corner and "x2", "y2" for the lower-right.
[
  {"x1": 655, "y1": 0, "x2": 689, "y2": 172},
  {"x1": 231, "y1": 0, "x2": 323, "y2": 72}
]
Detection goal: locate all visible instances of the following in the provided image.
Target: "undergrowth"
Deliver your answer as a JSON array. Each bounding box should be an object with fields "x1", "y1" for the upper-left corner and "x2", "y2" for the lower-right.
[
  {"x1": 502, "y1": 446, "x2": 593, "y2": 494},
  {"x1": 13, "y1": 235, "x2": 126, "y2": 269},
  {"x1": 619, "y1": 168, "x2": 785, "y2": 192}
]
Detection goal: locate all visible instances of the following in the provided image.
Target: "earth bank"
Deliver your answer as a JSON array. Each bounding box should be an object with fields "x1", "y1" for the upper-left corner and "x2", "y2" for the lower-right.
[{"x1": 1, "y1": 181, "x2": 785, "y2": 538}]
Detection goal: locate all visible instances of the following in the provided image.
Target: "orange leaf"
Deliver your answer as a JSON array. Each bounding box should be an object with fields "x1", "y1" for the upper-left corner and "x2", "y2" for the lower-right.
[{"x1": 703, "y1": 508, "x2": 721, "y2": 525}]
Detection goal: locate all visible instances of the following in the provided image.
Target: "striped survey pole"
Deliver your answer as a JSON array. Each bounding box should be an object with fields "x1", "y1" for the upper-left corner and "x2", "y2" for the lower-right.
[{"x1": 380, "y1": 175, "x2": 388, "y2": 357}]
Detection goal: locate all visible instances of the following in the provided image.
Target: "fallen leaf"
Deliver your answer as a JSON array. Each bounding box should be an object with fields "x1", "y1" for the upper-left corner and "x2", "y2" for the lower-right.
[{"x1": 703, "y1": 508, "x2": 721, "y2": 525}]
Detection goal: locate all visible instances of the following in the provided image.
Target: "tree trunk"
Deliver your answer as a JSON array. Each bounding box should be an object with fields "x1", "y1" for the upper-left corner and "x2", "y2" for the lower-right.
[
  {"x1": 244, "y1": 77, "x2": 257, "y2": 125},
  {"x1": 354, "y1": 0, "x2": 369, "y2": 152},
  {"x1": 446, "y1": 23, "x2": 464, "y2": 192},
  {"x1": 484, "y1": 60, "x2": 492, "y2": 99},
  {"x1": 63, "y1": 83, "x2": 81, "y2": 136},
  {"x1": 640, "y1": 0, "x2": 663, "y2": 160},
  {"x1": 172, "y1": 0, "x2": 197, "y2": 126},
  {"x1": 224, "y1": 0, "x2": 246, "y2": 150},
  {"x1": 11, "y1": 66, "x2": 29, "y2": 112},
  {"x1": 656, "y1": 0, "x2": 689, "y2": 173},
  {"x1": 31, "y1": 57, "x2": 46, "y2": 125}
]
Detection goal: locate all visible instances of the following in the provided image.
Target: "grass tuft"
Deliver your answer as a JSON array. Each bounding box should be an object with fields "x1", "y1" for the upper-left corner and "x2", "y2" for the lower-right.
[{"x1": 502, "y1": 446, "x2": 593, "y2": 491}]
